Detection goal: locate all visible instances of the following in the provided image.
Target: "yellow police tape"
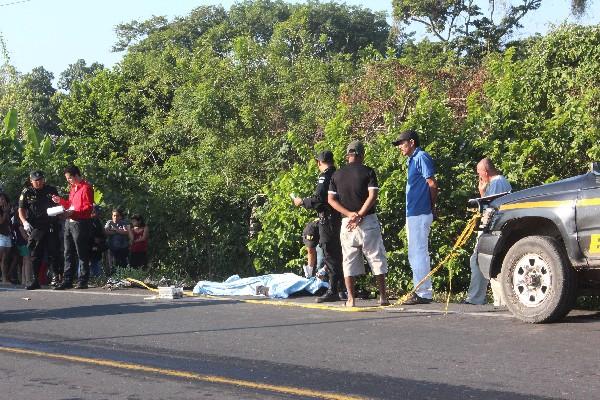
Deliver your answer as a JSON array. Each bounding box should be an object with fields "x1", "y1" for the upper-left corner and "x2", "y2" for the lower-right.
[
  {"x1": 126, "y1": 213, "x2": 480, "y2": 314},
  {"x1": 393, "y1": 213, "x2": 480, "y2": 309}
]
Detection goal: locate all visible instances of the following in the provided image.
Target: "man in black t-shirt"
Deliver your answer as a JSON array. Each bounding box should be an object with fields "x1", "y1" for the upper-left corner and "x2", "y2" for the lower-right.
[
  {"x1": 328, "y1": 140, "x2": 389, "y2": 307},
  {"x1": 18, "y1": 170, "x2": 61, "y2": 290}
]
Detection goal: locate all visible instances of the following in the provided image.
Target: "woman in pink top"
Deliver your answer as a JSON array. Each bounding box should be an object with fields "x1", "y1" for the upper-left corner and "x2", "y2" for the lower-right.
[{"x1": 128, "y1": 214, "x2": 149, "y2": 269}]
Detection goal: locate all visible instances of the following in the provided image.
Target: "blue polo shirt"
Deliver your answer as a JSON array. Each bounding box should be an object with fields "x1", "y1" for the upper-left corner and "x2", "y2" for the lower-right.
[{"x1": 406, "y1": 147, "x2": 435, "y2": 217}]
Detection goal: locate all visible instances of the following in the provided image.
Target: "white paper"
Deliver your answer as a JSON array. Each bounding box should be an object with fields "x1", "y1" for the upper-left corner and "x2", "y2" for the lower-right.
[{"x1": 47, "y1": 205, "x2": 65, "y2": 216}]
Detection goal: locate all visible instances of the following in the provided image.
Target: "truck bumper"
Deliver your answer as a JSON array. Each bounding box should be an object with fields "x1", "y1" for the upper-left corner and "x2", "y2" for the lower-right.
[{"x1": 476, "y1": 233, "x2": 501, "y2": 279}]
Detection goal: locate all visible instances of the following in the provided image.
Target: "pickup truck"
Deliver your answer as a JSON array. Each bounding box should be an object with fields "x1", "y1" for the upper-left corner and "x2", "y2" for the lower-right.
[{"x1": 471, "y1": 162, "x2": 600, "y2": 323}]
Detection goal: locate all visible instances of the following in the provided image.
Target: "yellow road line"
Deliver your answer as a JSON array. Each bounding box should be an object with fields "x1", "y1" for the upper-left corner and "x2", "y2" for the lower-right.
[
  {"x1": 127, "y1": 277, "x2": 384, "y2": 312},
  {"x1": 242, "y1": 299, "x2": 381, "y2": 312},
  {"x1": 0, "y1": 346, "x2": 365, "y2": 400},
  {"x1": 198, "y1": 295, "x2": 383, "y2": 312}
]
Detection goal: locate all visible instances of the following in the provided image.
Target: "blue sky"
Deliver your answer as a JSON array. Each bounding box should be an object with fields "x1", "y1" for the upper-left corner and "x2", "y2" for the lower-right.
[{"x1": 0, "y1": 0, "x2": 598, "y2": 80}]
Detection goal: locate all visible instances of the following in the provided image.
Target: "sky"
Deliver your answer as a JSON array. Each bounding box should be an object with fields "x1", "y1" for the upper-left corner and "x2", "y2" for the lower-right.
[{"x1": 0, "y1": 0, "x2": 598, "y2": 80}]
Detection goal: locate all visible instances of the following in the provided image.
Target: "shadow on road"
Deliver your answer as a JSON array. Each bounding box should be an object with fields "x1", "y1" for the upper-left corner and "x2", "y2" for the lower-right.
[
  {"x1": 562, "y1": 311, "x2": 600, "y2": 323},
  {"x1": 32, "y1": 313, "x2": 430, "y2": 343},
  {"x1": 0, "y1": 300, "x2": 239, "y2": 323},
  {"x1": 0, "y1": 334, "x2": 559, "y2": 400}
]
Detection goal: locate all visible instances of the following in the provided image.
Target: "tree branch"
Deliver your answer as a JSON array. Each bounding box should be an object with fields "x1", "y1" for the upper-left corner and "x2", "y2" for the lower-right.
[{"x1": 411, "y1": 16, "x2": 448, "y2": 42}]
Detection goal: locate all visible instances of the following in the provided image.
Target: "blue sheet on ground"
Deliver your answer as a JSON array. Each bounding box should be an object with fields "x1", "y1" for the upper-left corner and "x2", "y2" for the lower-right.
[{"x1": 192, "y1": 273, "x2": 329, "y2": 299}]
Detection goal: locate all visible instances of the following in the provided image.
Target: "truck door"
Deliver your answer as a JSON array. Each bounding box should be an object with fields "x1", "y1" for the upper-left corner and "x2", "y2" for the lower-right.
[{"x1": 576, "y1": 175, "x2": 600, "y2": 265}]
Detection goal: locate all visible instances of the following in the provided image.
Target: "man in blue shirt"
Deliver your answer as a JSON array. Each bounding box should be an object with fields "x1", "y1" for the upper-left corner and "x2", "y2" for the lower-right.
[{"x1": 392, "y1": 130, "x2": 439, "y2": 305}]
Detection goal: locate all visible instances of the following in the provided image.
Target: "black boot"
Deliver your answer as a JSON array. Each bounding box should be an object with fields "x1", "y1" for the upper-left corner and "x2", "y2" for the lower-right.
[
  {"x1": 26, "y1": 281, "x2": 41, "y2": 290},
  {"x1": 316, "y1": 290, "x2": 339, "y2": 303},
  {"x1": 54, "y1": 282, "x2": 73, "y2": 290}
]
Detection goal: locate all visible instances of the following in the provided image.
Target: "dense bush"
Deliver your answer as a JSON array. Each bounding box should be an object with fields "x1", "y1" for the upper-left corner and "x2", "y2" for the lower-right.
[
  {"x1": 250, "y1": 24, "x2": 600, "y2": 295},
  {"x1": 1, "y1": 0, "x2": 599, "y2": 295}
]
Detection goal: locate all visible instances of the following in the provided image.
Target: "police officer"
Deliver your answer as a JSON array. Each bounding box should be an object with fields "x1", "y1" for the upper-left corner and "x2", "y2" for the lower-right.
[
  {"x1": 294, "y1": 150, "x2": 345, "y2": 303},
  {"x1": 18, "y1": 170, "x2": 61, "y2": 290}
]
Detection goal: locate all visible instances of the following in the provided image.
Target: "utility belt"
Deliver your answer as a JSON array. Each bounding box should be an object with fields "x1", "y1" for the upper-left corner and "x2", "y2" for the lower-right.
[
  {"x1": 31, "y1": 224, "x2": 59, "y2": 234},
  {"x1": 29, "y1": 214, "x2": 58, "y2": 228},
  {"x1": 318, "y1": 210, "x2": 340, "y2": 225}
]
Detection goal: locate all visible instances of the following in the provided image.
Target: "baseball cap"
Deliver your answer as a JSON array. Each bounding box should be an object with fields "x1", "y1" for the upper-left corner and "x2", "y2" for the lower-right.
[
  {"x1": 316, "y1": 150, "x2": 334, "y2": 163},
  {"x1": 30, "y1": 170, "x2": 45, "y2": 181},
  {"x1": 392, "y1": 129, "x2": 419, "y2": 146},
  {"x1": 346, "y1": 140, "x2": 365, "y2": 156}
]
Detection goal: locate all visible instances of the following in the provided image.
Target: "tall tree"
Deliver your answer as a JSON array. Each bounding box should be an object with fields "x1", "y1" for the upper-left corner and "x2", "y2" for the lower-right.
[
  {"x1": 392, "y1": 0, "x2": 542, "y2": 58},
  {"x1": 571, "y1": 0, "x2": 590, "y2": 16},
  {"x1": 0, "y1": 34, "x2": 19, "y2": 118},
  {"x1": 112, "y1": 15, "x2": 170, "y2": 52},
  {"x1": 58, "y1": 59, "x2": 104, "y2": 92},
  {"x1": 17, "y1": 66, "x2": 60, "y2": 136}
]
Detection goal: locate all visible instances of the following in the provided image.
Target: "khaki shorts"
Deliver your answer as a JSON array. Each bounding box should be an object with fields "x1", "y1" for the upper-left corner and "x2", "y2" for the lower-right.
[{"x1": 340, "y1": 214, "x2": 388, "y2": 277}]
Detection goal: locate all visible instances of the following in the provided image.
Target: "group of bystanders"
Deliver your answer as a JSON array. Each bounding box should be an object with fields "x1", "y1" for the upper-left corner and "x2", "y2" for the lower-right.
[{"x1": 0, "y1": 165, "x2": 150, "y2": 290}]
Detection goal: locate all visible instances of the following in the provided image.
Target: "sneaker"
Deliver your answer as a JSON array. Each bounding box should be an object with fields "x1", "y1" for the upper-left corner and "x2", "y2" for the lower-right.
[
  {"x1": 54, "y1": 282, "x2": 73, "y2": 290},
  {"x1": 402, "y1": 293, "x2": 432, "y2": 305},
  {"x1": 26, "y1": 281, "x2": 41, "y2": 290},
  {"x1": 316, "y1": 291, "x2": 338, "y2": 303},
  {"x1": 338, "y1": 291, "x2": 348, "y2": 301}
]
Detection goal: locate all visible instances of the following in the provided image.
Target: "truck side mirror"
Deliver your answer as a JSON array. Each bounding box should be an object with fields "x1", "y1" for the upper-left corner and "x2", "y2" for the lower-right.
[{"x1": 592, "y1": 162, "x2": 600, "y2": 175}]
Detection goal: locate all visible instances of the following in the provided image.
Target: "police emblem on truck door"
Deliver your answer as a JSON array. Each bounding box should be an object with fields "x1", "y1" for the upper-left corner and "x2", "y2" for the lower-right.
[{"x1": 576, "y1": 186, "x2": 600, "y2": 265}]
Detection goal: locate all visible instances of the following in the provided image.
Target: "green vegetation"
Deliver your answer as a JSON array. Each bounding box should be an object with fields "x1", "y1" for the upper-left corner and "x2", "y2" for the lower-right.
[{"x1": 1, "y1": 1, "x2": 599, "y2": 296}]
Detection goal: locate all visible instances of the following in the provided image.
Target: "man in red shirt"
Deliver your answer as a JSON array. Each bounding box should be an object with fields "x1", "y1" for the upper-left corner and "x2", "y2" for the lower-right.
[{"x1": 52, "y1": 165, "x2": 94, "y2": 289}]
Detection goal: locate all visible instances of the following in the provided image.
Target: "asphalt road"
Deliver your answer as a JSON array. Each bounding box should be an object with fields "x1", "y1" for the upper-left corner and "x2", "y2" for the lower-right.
[{"x1": 2, "y1": 286, "x2": 600, "y2": 400}]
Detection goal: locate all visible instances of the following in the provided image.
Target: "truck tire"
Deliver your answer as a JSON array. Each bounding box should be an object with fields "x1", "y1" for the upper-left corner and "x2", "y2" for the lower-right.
[{"x1": 500, "y1": 235, "x2": 576, "y2": 323}]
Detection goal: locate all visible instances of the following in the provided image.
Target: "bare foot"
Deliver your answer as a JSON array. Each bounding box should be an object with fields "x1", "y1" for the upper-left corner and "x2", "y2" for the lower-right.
[{"x1": 344, "y1": 299, "x2": 355, "y2": 307}]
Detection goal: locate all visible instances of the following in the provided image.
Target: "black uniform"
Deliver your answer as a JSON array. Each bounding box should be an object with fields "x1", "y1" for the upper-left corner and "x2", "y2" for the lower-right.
[
  {"x1": 18, "y1": 185, "x2": 61, "y2": 285},
  {"x1": 302, "y1": 166, "x2": 344, "y2": 294}
]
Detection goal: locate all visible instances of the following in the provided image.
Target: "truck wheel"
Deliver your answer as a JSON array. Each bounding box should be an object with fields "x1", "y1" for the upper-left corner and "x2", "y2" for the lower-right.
[{"x1": 500, "y1": 235, "x2": 576, "y2": 323}]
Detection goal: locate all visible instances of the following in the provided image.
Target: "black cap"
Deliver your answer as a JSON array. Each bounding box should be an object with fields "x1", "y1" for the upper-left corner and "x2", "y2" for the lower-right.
[
  {"x1": 392, "y1": 129, "x2": 419, "y2": 146},
  {"x1": 30, "y1": 170, "x2": 45, "y2": 181},
  {"x1": 346, "y1": 140, "x2": 365, "y2": 156},
  {"x1": 316, "y1": 150, "x2": 334, "y2": 163}
]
